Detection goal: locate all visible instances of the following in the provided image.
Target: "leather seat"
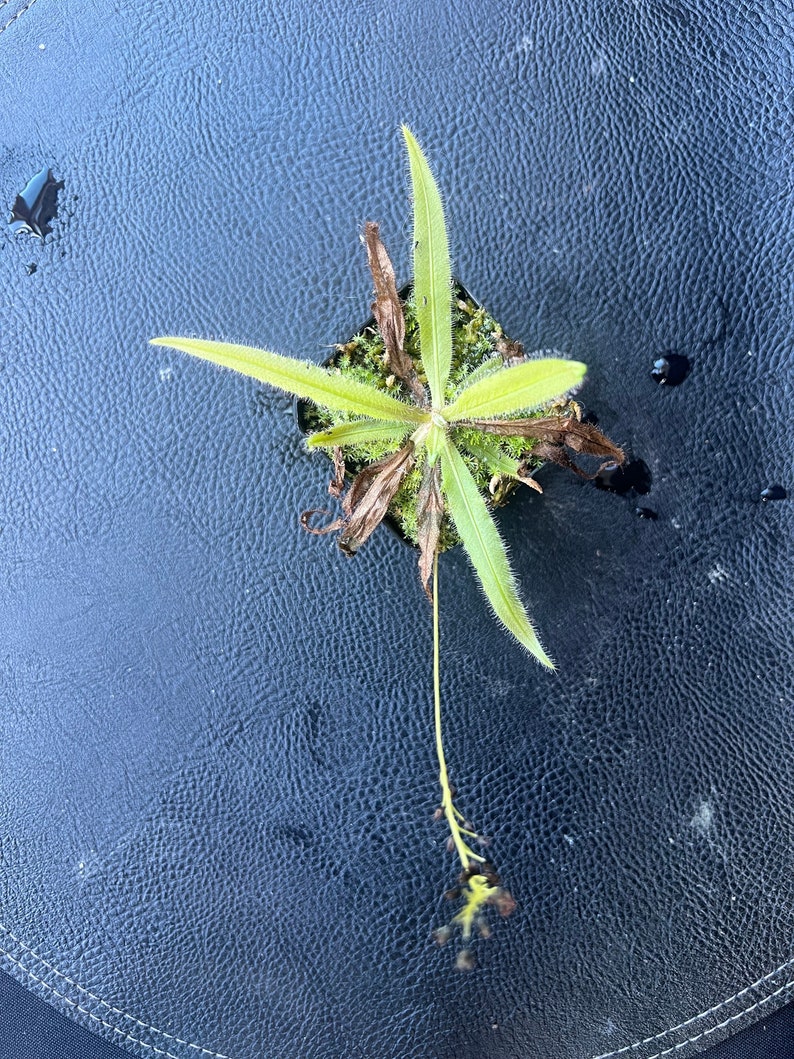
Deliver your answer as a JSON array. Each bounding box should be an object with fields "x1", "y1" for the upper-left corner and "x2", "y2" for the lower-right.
[{"x1": 1, "y1": 1, "x2": 790, "y2": 1057}]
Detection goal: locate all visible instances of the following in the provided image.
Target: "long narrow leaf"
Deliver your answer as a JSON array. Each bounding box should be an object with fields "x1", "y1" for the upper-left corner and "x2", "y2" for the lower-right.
[
  {"x1": 306, "y1": 419, "x2": 411, "y2": 448},
  {"x1": 402, "y1": 126, "x2": 452, "y2": 407},
  {"x1": 445, "y1": 358, "x2": 586, "y2": 422},
  {"x1": 439, "y1": 437, "x2": 554, "y2": 668},
  {"x1": 450, "y1": 355, "x2": 502, "y2": 397},
  {"x1": 151, "y1": 337, "x2": 423, "y2": 423}
]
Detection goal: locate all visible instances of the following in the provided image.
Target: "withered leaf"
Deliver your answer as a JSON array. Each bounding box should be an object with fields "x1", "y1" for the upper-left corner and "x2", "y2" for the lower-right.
[
  {"x1": 463, "y1": 415, "x2": 625, "y2": 478},
  {"x1": 465, "y1": 416, "x2": 623, "y2": 456},
  {"x1": 300, "y1": 508, "x2": 344, "y2": 535},
  {"x1": 363, "y1": 222, "x2": 427, "y2": 407},
  {"x1": 416, "y1": 459, "x2": 443, "y2": 599},
  {"x1": 338, "y1": 442, "x2": 415, "y2": 555},
  {"x1": 329, "y1": 446, "x2": 346, "y2": 498}
]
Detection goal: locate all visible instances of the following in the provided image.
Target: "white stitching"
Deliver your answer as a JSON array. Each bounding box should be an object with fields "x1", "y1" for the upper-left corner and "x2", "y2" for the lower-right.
[
  {"x1": 0, "y1": 0, "x2": 41, "y2": 35},
  {"x1": 0, "y1": 947, "x2": 179, "y2": 1058},
  {"x1": 642, "y1": 979, "x2": 794, "y2": 1059},
  {"x1": 1, "y1": 918, "x2": 790, "y2": 1059},
  {"x1": 0, "y1": 922, "x2": 233, "y2": 1059},
  {"x1": 593, "y1": 957, "x2": 794, "y2": 1059}
]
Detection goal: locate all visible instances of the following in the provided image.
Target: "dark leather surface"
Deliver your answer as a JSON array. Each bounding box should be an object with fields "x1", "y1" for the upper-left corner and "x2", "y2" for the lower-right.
[
  {"x1": 1, "y1": 2, "x2": 791, "y2": 1058},
  {"x1": 5, "y1": 967, "x2": 794, "y2": 1059}
]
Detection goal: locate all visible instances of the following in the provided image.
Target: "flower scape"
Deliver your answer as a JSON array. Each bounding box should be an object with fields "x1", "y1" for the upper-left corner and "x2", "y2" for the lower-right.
[{"x1": 152, "y1": 126, "x2": 623, "y2": 967}]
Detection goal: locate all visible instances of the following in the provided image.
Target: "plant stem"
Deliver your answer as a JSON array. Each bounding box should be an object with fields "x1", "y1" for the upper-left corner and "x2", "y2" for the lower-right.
[{"x1": 433, "y1": 557, "x2": 485, "y2": 868}]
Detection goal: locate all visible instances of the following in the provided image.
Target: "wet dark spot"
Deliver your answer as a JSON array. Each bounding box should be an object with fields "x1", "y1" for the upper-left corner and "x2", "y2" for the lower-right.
[
  {"x1": 651, "y1": 354, "x2": 690, "y2": 386},
  {"x1": 9, "y1": 167, "x2": 64, "y2": 238},
  {"x1": 760, "y1": 484, "x2": 787, "y2": 502},
  {"x1": 635, "y1": 506, "x2": 658, "y2": 519},
  {"x1": 595, "y1": 458, "x2": 652, "y2": 496},
  {"x1": 579, "y1": 406, "x2": 599, "y2": 426},
  {"x1": 25, "y1": 263, "x2": 37, "y2": 275}
]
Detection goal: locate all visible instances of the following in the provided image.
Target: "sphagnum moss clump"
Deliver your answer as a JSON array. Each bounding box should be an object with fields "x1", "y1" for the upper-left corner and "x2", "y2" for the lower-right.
[{"x1": 152, "y1": 126, "x2": 623, "y2": 967}]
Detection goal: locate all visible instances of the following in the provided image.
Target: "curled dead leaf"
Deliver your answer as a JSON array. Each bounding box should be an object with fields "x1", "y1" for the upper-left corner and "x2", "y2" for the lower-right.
[
  {"x1": 329, "y1": 446, "x2": 346, "y2": 498},
  {"x1": 363, "y1": 222, "x2": 426, "y2": 407},
  {"x1": 417, "y1": 459, "x2": 443, "y2": 599},
  {"x1": 463, "y1": 415, "x2": 625, "y2": 479},
  {"x1": 338, "y1": 442, "x2": 416, "y2": 555}
]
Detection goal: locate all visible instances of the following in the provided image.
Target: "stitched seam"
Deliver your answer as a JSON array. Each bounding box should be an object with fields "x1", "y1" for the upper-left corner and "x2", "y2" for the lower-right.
[
  {"x1": 0, "y1": 0, "x2": 41, "y2": 36},
  {"x1": 1, "y1": 920, "x2": 790, "y2": 1059},
  {"x1": 0, "y1": 922, "x2": 233, "y2": 1059},
  {"x1": 593, "y1": 957, "x2": 794, "y2": 1059},
  {"x1": 2, "y1": 947, "x2": 179, "y2": 1058},
  {"x1": 642, "y1": 979, "x2": 794, "y2": 1059}
]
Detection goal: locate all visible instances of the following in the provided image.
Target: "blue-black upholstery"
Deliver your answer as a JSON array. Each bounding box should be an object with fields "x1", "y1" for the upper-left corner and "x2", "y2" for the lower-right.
[{"x1": 0, "y1": 2, "x2": 791, "y2": 1057}]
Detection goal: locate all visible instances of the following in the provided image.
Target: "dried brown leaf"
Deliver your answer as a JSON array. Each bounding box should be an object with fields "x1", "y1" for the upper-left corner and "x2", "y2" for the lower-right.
[
  {"x1": 416, "y1": 459, "x2": 443, "y2": 599},
  {"x1": 467, "y1": 415, "x2": 624, "y2": 459},
  {"x1": 363, "y1": 222, "x2": 426, "y2": 407},
  {"x1": 300, "y1": 509, "x2": 344, "y2": 536},
  {"x1": 463, "y1": 415, "x2": 624, "y2": 479},
  {"x1": 329, "y1": 446, "x2": 346, "y2": 498},
  {"x1": 338, "y1": 442, "x2": 415, "y2": 555},
  {"x1": 495, "y1": 335, "x2": 526, "y2": 367}
]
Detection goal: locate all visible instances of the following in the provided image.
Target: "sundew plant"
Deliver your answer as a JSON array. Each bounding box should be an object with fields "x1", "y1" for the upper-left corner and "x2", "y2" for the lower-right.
[{"x1": 152, "y1": 126, "x2": 622, "y2": 967}]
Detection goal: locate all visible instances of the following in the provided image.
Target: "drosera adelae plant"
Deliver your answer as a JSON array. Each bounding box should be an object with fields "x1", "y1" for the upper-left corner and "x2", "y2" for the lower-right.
[{"x1": 152, "y1": 126, "x2": 623, "y2": 967}]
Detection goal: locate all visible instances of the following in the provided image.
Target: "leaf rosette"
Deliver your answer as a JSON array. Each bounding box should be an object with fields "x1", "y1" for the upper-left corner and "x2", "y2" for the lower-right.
[{"x1": 152, "y1": 126, "x2": 623, "y2": 963}]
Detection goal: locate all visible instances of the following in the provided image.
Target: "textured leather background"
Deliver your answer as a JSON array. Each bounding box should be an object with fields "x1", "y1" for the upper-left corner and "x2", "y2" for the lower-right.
[{"x1": 0, "y1": 2, "x2": 791, "y2": 1058}]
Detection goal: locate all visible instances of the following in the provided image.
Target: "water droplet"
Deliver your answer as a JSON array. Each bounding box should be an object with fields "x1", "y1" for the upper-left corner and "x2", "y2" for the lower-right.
[
  {"x1": 635, "y1": 506, "x2": 658, "y2": 519},
  {"x1": 25, "y1": 263, "x2": 37, "y2": 276},
  {"x1": 9, "y1": 167, "x2": 64, "y2": 238},
  {"x1": 651, "y1": 353, "x2": 690, "y2": 386},
  {"x1": 760, "y1": 484, "x2": 787, "y2": 502},
  {"x1": 595, "y1": 458, "x2": 652, "y2": 496}
]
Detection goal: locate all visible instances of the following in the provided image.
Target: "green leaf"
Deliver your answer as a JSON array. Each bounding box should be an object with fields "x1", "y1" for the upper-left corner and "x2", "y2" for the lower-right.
[
  {"x1": 150, "y1": 337, "x2": 423, "y2": 423},
  {"x1": 439, "y1": 436, "x2": 555, "y2": 668},
  {"x1": 459, "y1": 434, "x2": 522, "y2": 479},
  {"x1": 445, "y1": 358, "x2": 586, "y2": 422},
  {"x1": 306, "y1": 419, "x2": 411, "y2": 448},
  {"x1": 450, "y1": 355, "x2": 502, "y2": 398},
  {"x1": 402, "y1": 126, "x2": 453, "y2": 408}
]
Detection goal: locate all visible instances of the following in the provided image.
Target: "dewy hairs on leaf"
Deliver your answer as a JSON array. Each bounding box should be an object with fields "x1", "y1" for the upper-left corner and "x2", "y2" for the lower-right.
[{"x1": 151, "y1": 125, "x2": 624, "y2": 968}]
